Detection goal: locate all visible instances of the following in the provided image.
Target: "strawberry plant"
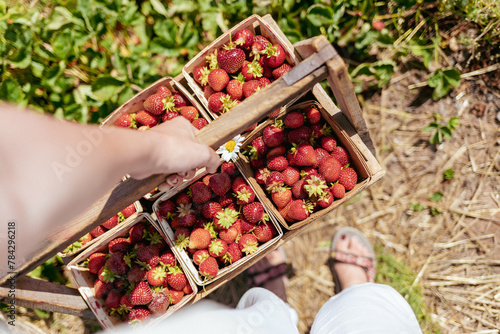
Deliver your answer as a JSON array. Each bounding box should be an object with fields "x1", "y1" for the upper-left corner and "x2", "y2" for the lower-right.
[{"x1": 423, "y1": 113, "x2": 460, "y2": 144}]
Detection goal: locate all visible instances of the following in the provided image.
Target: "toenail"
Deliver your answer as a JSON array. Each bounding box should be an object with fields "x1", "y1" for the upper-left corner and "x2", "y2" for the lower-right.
[{"x1": 340, "y1": 235, "x2": 346, "y2": 240}]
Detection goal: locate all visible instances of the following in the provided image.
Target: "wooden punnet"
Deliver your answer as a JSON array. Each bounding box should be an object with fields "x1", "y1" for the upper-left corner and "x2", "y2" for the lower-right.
[{"x1": 0, "y1": 14, "x2": 384, "y2": 320}]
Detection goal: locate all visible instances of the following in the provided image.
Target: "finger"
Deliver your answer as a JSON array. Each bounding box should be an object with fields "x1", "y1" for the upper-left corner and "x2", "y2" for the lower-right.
[
  {"x1": 178, "y1": 169, "x2": 197, "y2": 180},
  {"x1": 166, "y1": 174, "x2": 184, "y2": 187},
  {"x1": 158, "y1": 182, "x2": 172, "y2": 193}
]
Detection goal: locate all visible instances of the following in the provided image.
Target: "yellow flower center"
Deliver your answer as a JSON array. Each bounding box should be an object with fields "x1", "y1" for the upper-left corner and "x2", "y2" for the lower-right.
[{"x1": 225, "y1": 140, "x2": 236, "y2": 152}]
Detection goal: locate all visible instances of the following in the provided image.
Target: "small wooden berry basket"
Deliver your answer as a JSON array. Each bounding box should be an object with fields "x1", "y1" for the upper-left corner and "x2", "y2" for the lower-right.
[
  {"x1": 67, "y1": 213, "x2": 197, "y2": 330},
  {"x1": 236, "y1": 100, "x2": 373, "y2": 230},
  {"x1": 151, "y1": 168, "x2": 283, "y2": 287},
  {"x1": 58, "y1": 200, "x2": 143, "y2": 258},
  {"x1": 182, "y1": 14, "x2": 300, "y2": 120}
]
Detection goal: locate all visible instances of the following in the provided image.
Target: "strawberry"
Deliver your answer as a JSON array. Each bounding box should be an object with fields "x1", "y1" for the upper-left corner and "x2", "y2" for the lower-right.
[
  {"x1": 255, "y1": 167, "x2": 271, "y2": 184},
  {"x1": 331, "y1": 183, "x2": 345, "y2": 199},
  {"x1": 127, "y1": 265, "x2": 147, "y2": 284},
  {"x1": 201, "y1": 201, "x2": 222, "y2": 219},
  {"x1": 222, "y1": 243, "x2": 242, "y2": 265},
  {"x1": 321, "y1": 136, "x2": 337, "y2": 152},
  {"x1": 193, "y1": 66, "x2": 210, "y2": 86},
  {"x1": 249, "y1": 41, "x2": 266, "y2": 60},
  {"x1": 214, "y1": 207, "x2": 239, "y2": 230},
  {"x1": 180, "y1": 106, "x2": 198, "y2": 123},
  {"x1": 266, "y1": 145, "x2": 287, "y2": 160},
  {"x1": 219, "y1": 225, "x2": 239, "y2": 244},
  {"x1": 232, "y1": 176, "x2": 247, "y2": 192},
  {"x1": 176, "y1": 193, "x2": 191, "y2": 206},
  {"x1": 88, "y1": 252, "x2": 106, "y2": 274},
  {"x1": 128, "y1": 307, "x2": 151, "y2": 322},
  {"x1": 105, "y1": 289, "x2": 122, "y2": 310},
  {"x1": 242, "y1": 79, "x2": 261, "y2": 98},
  {"x1": 90, "y1": 225, "x2": 106, "y2": 238},
  {"x1": 177, "y1": 204, "x2": 196, "y2": 227},
  {"x1": 288, "y1": 199, "x2": 313, "y2": 221},
  {"x1": 209, "y1": 172, "x2": 231, "y2": 196},
  {"x1": 253, "y1": 222, "x2": 276, "y2": 243},
  {"x1": 291, "y1": 179, "x2": 308, "y2": 199},
  {"x1": 242, "y1": 202, "x2": 264, "y2": 223},
  {"x1": 279, "y1": 201, "x2": 294, "y2": 222},
  {"x1": 272, "y1": 63, "x2": 292, "y2": 79},
  {"x1": 372, "y1": 20, "x2": 385, "y2": 31},
  {"x1": 259, "y1": 77, "x2": 271, "y2": 88},
  {"x1": 234, "y1": 29, "x2": 254, "y2": 49},
  {"x1": 130, "y1": 281, "x2": 153, "y2": 305},
  {"x1": 108, "y1": 237, "x2": 130, "y2": 254},
  {"x1": 193, "y1": 249, "x2": 210, "y2": 266},
  {"x1": 218, "y1": 193, "x2": 235, "y2": 207},
  {"x1": 191, "y1": 182, "x2": 212, "y2": 204},
  {"x1": 148, "y1": 291, "x2": 171, "y2": 315},
  {"x1": 204, "y1": 85, "x2": 215, "y2": 99},
  {"x1": 238, "y1": 234, "x2": 259, "y2": 255},
  {"x1": 303, "y1": 174, "x2": 328, "y2": 197},
  {"x1": 250, "y1": 157, "x2": 266, "y2": 170},
  {"x1": 263, "y1": 123, "x2": 285, "y2": 147},
  {"x1": 208, "y1": 239, "x2": 228, "y2": 257},
  {"x1": 284, "y1": 111, "x2": 305, "y2": 129},
  {"x1": 105, "y1": 252, "x2": 127, "y2": 275},
  {"x1": 265, "y1": 171, "x2": 285, "y2": 193},
  {"x1": 338, "y1": 167, "x2": 357, "y2": 190},
  {"x1": 156, "y1": 85, "x2": 172, "y2": 98},
  {"x1": 288, "y1": 126, "x2": 313, "y2": 144},
  {"x1": 81, "y1": 233, "x2": 93, "y2": 246},
  {"x1": 331, "y1": 146, "x2": 351, "y2": 167},
  {"x1": 192, "y1": 117, "x2": 208, "y2": 130},
  {"x1": 319, "y1": 157, "x2": 341, "y2": 182},
  {"x1": 249, "y1": 136, "x2": 269, "y2": 158},
  {"x1": 226, "y1": 76, "x2": 244, "y2": 101},
  {"x1": 162, "y1": 111, "x2": 179, "y2": 122},
  {"x1": 253, "y1": 35, "x2": 270, "y2": 46},
  {"x1": 143, "y1": 94, "x2": 166, "y2": 115},
  {"x1": 305, "y1": 106, "x2": 321, "y2": 124},
  {"x1": 293, "y1": 143, "x2": 317, "y2": 166},
  {"x1": 267, "y1": 155, "x2": 288, "y2": 171},
  {"x1": 317, "y1": 190, "x2": 334, "y2": 208},
  {"x1": 169, "y1": 289, "x2": 185, "y2": 304},
  {"x1": 136, "y1": 245, "x2": 160, "y2": 268},
  {"x1": 268, "y1": 107, "x2": 282, "y2": 118},
  {"x1": 282, "y1": 166, "x2": 300, "y2": 186},
  {"x1": 101, "y1": 215, "x2": 119, "y2": 229},
  {"x1": 208, "y1": 92, "x2": 237, "y2": 114},
  {"x1": 94, "y1": 279, "x2": 112, "y2": 299},
  {"x1": 221, "y1": 161, "x2": 237, "y2": 175},
  {"x1": 135, "y1": 110, "x2": 159, "y2": 127},
  {"x1": 206, "y1": 49, "x2": 219, "y2": 69},
  {"x1": 128, "y1": 222, "x2": 146, "y2": 243},
  {"x1": 217, "y1": 47, "x2": 246, "y2": 73},
  {"x1": 159, "y1": 250, "x2": 176, "y2": 267},
  {"x1": 172, "y1": 93, "x2": 187, "y2": 108},
  {"x1": 208, "y1": 68, "x2": 229, "y2": 91},
  {"x1": 188, "y1": 228, "x2": 211, "y2": 250},
  {"x1": 235, "y1": 185, "x2": 255, "y2": 205},
  {"x1": 147, "y1": 266, "x2": 167, "y2": 286},
  {"x1": 241, "y1": 60, "x2": 263, "y2": 81},
  {"x1": 313, "y1": 147, "x2": 330, "y2": 169},
  {"x1": 311, "y1": 123, "x2": 332, "y2": 138},
  {"x1": 121, "y1": 204, "x2": 136, "y2": 218},
  {"x1": 114, "y1": 113, "x2": 136, "y2": 128},
  {"x1": 167, "y1": 266, "x2": 187, "y2": 291},
  {"x1": 159, "y1": 200, "x2": 176, "y2": 219},
  {"x1": 199, "y1": 256, "x2": 219, "y2": 279},
  {"x1": 262, "y1": 61, "x2": 274, "y2": 78},
  {"x1": 271, "y1": 187, "x2": 292, "y2": 208},
  {"x1": 264, "y1": 43, "x2": 285, "y2": 68}
]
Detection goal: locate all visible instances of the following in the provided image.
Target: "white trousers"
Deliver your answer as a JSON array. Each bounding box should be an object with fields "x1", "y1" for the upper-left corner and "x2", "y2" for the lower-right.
[{"x1": 106, "y1": 284, "x2": 422, "y2": 334}]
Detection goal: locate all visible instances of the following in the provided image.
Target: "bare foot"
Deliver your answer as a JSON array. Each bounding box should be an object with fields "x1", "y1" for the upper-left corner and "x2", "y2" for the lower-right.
[
  {"x1": 247, "y1": 248, "x2": 288, "y2": 302},
  {"x1": 333, "y1": 234, "x2": 373, "y2": 290}
]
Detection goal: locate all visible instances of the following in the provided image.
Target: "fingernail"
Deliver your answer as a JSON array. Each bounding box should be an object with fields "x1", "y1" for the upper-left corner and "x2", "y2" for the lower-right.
[{"x1": 340, "y1": 235, "x2": 346, "y2": 240}]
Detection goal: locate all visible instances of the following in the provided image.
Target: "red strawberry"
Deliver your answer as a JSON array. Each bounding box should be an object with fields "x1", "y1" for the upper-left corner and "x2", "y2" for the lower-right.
[
  {"x1": 372, "y1": 20, "x2": 385, "y2": 31},
  {"x1": 279, "y1": 201, "x2": 294, "y2": 222},
  {"x1": 162, "y1": 111, "x2": 179, "y2": 122},
  {"x1": 217, "y1": 47, "x2": 246, "y2": 73},
  {"x1": 232, "y1": 176, "x2": 247, "y2": 192},
  {"x1": 288, "y1": 126, "x2": 313, "y2": 144},
  {"x1": 128, "y1": 222, "x2": 146, "y2": 243},
  {"x1": 249, "y1": 41, "x2": 266, "y2": 60},
  {"x1": 105, "y1": 289, "x2": 122, "y2": 310},
  {"x1": 105, "y1": 252, "x2": 127, "y2": 275},
  {"x1": 114, "y1": 113, "x2": 136, "y2": 128},
  {"x1": 188, "y1": 228, "x2": 211, "y2": 250},
  {"x1": 128, "y1": 307, "x2": 151, "y2": 322},
  {"x1": 226, "y1": 77, "x2": 244, "y2": 101},
  {"x1": 193, "y1": 66, "x2": 210, "y2": 86},
  {"x1": 338, "y1": 167, "x2": 357, "y2": 190},
  {"x1": 108, "y1": 237, "x2": 130, "y2": 254},
  {"x1": 253, "y1": 35, "x2": 270, "y2": 46},
  {"x1": 282, "y1": 166, "x2": 300, "y2": 186},
  {"x1": 94, "y1": 279, "x2": 112, "y2": 299},
  {"x1": 81, "y1": 233, "x2": 93, "y2": 246},
  {"x1": 159, "y1": 200, "x2": 176, "y2": 219},
  {"x1": 317, "y1": 190, "x2": 333, "y2": 208},
  {"x1": 255, "y1": 167, "x2": 271, "y2": 184},
  {"x1": 169, "y1": 289, "x2": 185, "y2": 304},
  {"x1": 143, "y1": 94, "x2": 166, "y2": 115},
  {"x1": 88, "y1": 252, "x2": 106, "y2": 274},
  {"x1": 267, "y1": 155, "x2": 288, "y2": 171},
  {"x1": 313, "y1": 147, "x2": 330, "y2": 169},
  {"x1": 193, "y1": 249, "x2": 210, "y2": 266},
  {"x1": 176, "y1": 193, "x2": 191, "y2": 206},
  {"x1": 234, "y1": 29, "x2": 254, "y2": 49},
  {"x1": 284, "y1": 111, "x2": 305, "y2": 128},
  {"x1": 253, "y1": 222, "x2": 276, "y2": 243},
  {"x1": 167, "y1": 266, "x2": 187, "y2": 291},
  {"x1": 222, "y1": 243, "x2": 242, "y2": 265},
  {"x1": 90, "y1": 225, "x2": 106, "y2": 238},
  {"x1": 192, "y1": 117, "x2": 208, "y2": 130},
  {"x1": 172, "y1": 93, "x2": 187, "y2": 108},
  {"x1": 263, "y1": 124, "x2": 285, "y2": 147},
  {"x1": 218, "y1": 193, "x2": 235, "y2": 207},
  {"x1": 241, "y1": 60, "x2": 263, "y2": 81},
  {"x1": 293, "y1": 143, "x2": 317, "y2": 166},
  {"x1": 288, "y1": 199, "x2": 313, "y2": 221},
  {"x1": 259, "y1": 77, "x2": 271, "y2": 88},
  {"x1": 219, "y1": 226, "x2": 239, "y2": 244},
  {"x1": 264, "y1": 44, "x2": 286, "y2": 68},
  {"x1": 331, "y1": 183, "x2": 345, "y2": 199},
  {"x1": 221, "y1": 161, "x2": 237, "y2": 175},
  {"x1": 266, "y1": 145, "x2": 287, "y2": 160},
  {"x1": 121, "y1": 204, "x2": 136, "y2": 218},
  {"x1": 135, "y1": 110, "x2": 158, "y2": 127},
  {"x1": 136, "y1": 245, "x2": 160, "y2": 268},
  {"x1": 319, "y1": 157, "x2": 341, "y2": 182},
  {"x1": 148, "y1": 291, "x2": 171, "y2": 315},
  {"x1": 119, "y1": 294, "x2": 134, "y2": 312},
  {"x1": 305, "y1": 106, "x2": 321, "y2": 124},
  {"x1": 208, "y1": 68, "x2": 229, "y2": 91},
  {"x1": 208, "y1": 239, "x2": 228, "y2": 257},
  {"x1": 249, "y1": 136, "x2": 269, "y2": 158},
  {"x1": 209, "y1": 172, "x2": 232, "y2": 196},
  {"x1": 291, "y1": 179, "x2": 308, "y2": 199},
  {"x1": 213, "y1": 207, "x2": 239, "y2": 230},
  {"x1": 302, "y1": 174, "x2": 328, "y2": 197},
  {"x1": 177, "y1": 205, "x2": 196, "y2": 228},
  {"x1": 271, "y1": 187, "x2": 292, "y2": 208},
  {"x1": 235, "y1": 185, "x2": 255, "y2": 205},
  {"x1": 331, "y1": 146, "x2": 351, "y2": 167},
  {"x1": 272, "y1": 63, "x2": 292, "y2": 79},
  {"x1": 239, "y1": 217, "x2": 256, "y2": 234},
  {"x1": 147, "y1": 266, "x2": 167, "y2": 286},
  {"x1": 250, "y1": 157, "x2": 266, "y2": 170},
  {"x1": 130, "y1": 281, "x2": 153, "y2": 305},
  {"x1": 180, "y1": 106, "x2": 198, "y2": 123},
  {"x1": 265, "y1": 171, "x2": 285, "y2": 193},
  {"x1": 268, "y1": 107, "x2": 282, "y2": 118},
  {"x1": 208, "y1": 92, "x2": 237, "y2": 114},
  {"x1": 127, "y1": 265, "x2": 147, "y2": 284},
  {"x1": 204, "y1": 85, "x2": 215, "y2": 99},
  {"x1": 191, "y1": 182, "x2": 212, "y2": 204},
  {"x1": 311, "y1": 123, "x2": 332, "y2": 138},
  {"x1": 202, "y1": 201, "x2": 223, "y2": 219},
  {"x1": 199, "y1": 256, "x2": 219, "y2": 279},
  {"x1": 101, "y1": 215, "x2": 119, "y2": 229},
  {"x1": 242, "y1": 202, "x2": 264, "y2": 223},
  {"x1": 159, "y1": 250, "x2": 176, "y2": 267},
  {"x1": 239, "y1": 234, "x2": 259, "y2": 255},
  {"x1": 242, "y1": 80, "x2": 261, "y2": 98},
  {"x1": 156, "y1": 85, "x2": 172, "y2": 98},
  {"x1": 321, "y1": 136, "x2": 337, "y2": 152}
]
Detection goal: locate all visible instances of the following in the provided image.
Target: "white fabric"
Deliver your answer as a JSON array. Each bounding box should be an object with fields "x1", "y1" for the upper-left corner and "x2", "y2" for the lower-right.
[{"x1": 311, "y1": 283, "x2": 423, "y2": 334}]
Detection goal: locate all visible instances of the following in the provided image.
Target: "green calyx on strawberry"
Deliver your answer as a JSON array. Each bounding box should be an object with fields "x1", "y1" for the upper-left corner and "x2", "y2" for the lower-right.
[
  {"x1": 193, "y1": 66, "x2": 210, "y2": 86},
  {"x1": 205, "y1": 49, "x2": 219, "y2": 70},
  {"x1": 263, "y1": 43, "x2": 285, "y2": 68},
  {"x1": 242, "y1": 59, "x2": 263, "y2": 80},
  {"x1": 214, "y1": 207, "x2": 239, "y2": 229},
  {"x1": 303, "y1": 174, "x2": 328, "y2": 197},
  {"x1": 115, "y1": 113, "x2": 137, "y2": 129}
]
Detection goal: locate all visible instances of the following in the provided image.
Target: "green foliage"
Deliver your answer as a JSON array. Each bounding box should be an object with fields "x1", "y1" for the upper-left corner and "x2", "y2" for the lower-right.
[
  {"x1": 410, "y1": 202, "x2": 426, "y2": 212},
  {"x1": 27, "y1": 255, "x2": 67, "y2": 285},
  {"x1": 423, "y1": 113, "x2": 460, "y2": 144},
  {"x1": 443, "y1": 168, "x2": 454, "y2": 181},
  {"x1": 429, "y1": 191, "x2": 444, "y2": 203},
  {"x1": 427, "y1": 68, "x2": 461, "y2": 100}
]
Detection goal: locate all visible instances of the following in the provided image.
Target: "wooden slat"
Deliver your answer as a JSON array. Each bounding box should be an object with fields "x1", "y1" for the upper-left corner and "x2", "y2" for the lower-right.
[{"x1": 1, "y1": 41, "x2": 333, "y2": 284}]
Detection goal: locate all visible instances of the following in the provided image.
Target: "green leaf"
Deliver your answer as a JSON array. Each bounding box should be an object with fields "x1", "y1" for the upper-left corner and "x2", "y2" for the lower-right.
[
  {"x1": 443, "y1": 68, "x2": 461, "y2": 87},
  {"x1": 0, "y1": 77, "x2": 25, "y2": 103},
  {"x1": 422, "y1": 122, "x2": 438, "y2": 132},
  {"x1": 8, "y1": 45, "x2": 32, "y2": 69},
  {"x1": 427, "y1": 70, "x2": 443, "y2": 88},
  {"x1": 31, "y1": 61, "x2": 45, "y2": 78},
  {"x1": 52, "y1": 30, "x2": 73, "y2": 59},
  {"x1": 448, "y1": 116, "x2": 460, "y2": 130},
  {"x1": 443, "y1": 168, "x2": 454, "y2": 181},
  {"x1": 430, "y1": 207, "x2": 441, "y2": 216},
  {"x1": 429, "y1": 129, "x2": 442, "y2": 144},
  {"x1": 306, "y1": 4, "x2": 335, "y2": 27},
  {"x1": 46, "y1": 6, "x2": 75, "y2": 30},
  {"x1": 150, "y1": 0, "x2": 169, "y2": 17},
  {"x1": 91, "y1": 76, "x2": 125, "y2": 101},
  {"x1": 410, "y1": 202, "x2": 426, "y2": 211},
  {"x1": 441, "y1": 126, "x2": 452, "y2": 139},
  {"x1": 429, "y1": 191, "x2": 444, "y2": 203},
  {"x1": 153, "y1": 20, "x2": 177, "y2": 46}
]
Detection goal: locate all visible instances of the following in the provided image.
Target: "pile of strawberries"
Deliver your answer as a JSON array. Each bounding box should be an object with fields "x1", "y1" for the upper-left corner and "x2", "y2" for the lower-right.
[
  {"x1": 190, "y1": 28, "x2": 294, "y2": 118},
  {"x1": 157, "y1": 162, "x2": 278, "y2": 282},
  {"x1": 245, "y1": 104, "x2": 359, "y2": 224},
  {"x1": 85, "y1": 219, "x2": 193, "y2": 323},
  {"x1": 63, "y1": 204, "x2": 137, "y2": 255},
  {"x1": 114, "y1": 85, "x2": 208, "y2": 131}
]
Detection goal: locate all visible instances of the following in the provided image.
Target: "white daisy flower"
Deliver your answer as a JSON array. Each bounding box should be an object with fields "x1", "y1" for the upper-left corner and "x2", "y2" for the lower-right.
[{"x1": 216, "y1": 134, "x2": 245, "y2": 162}]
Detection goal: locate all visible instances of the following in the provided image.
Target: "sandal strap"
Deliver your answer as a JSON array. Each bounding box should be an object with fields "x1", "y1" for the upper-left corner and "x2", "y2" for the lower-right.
[
  {"x1": 331, "y1": 250, "x2": 375, "y2": 283},
  {"x1": 248, "y1": 263, "x2": 288, "y2": 287}
]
